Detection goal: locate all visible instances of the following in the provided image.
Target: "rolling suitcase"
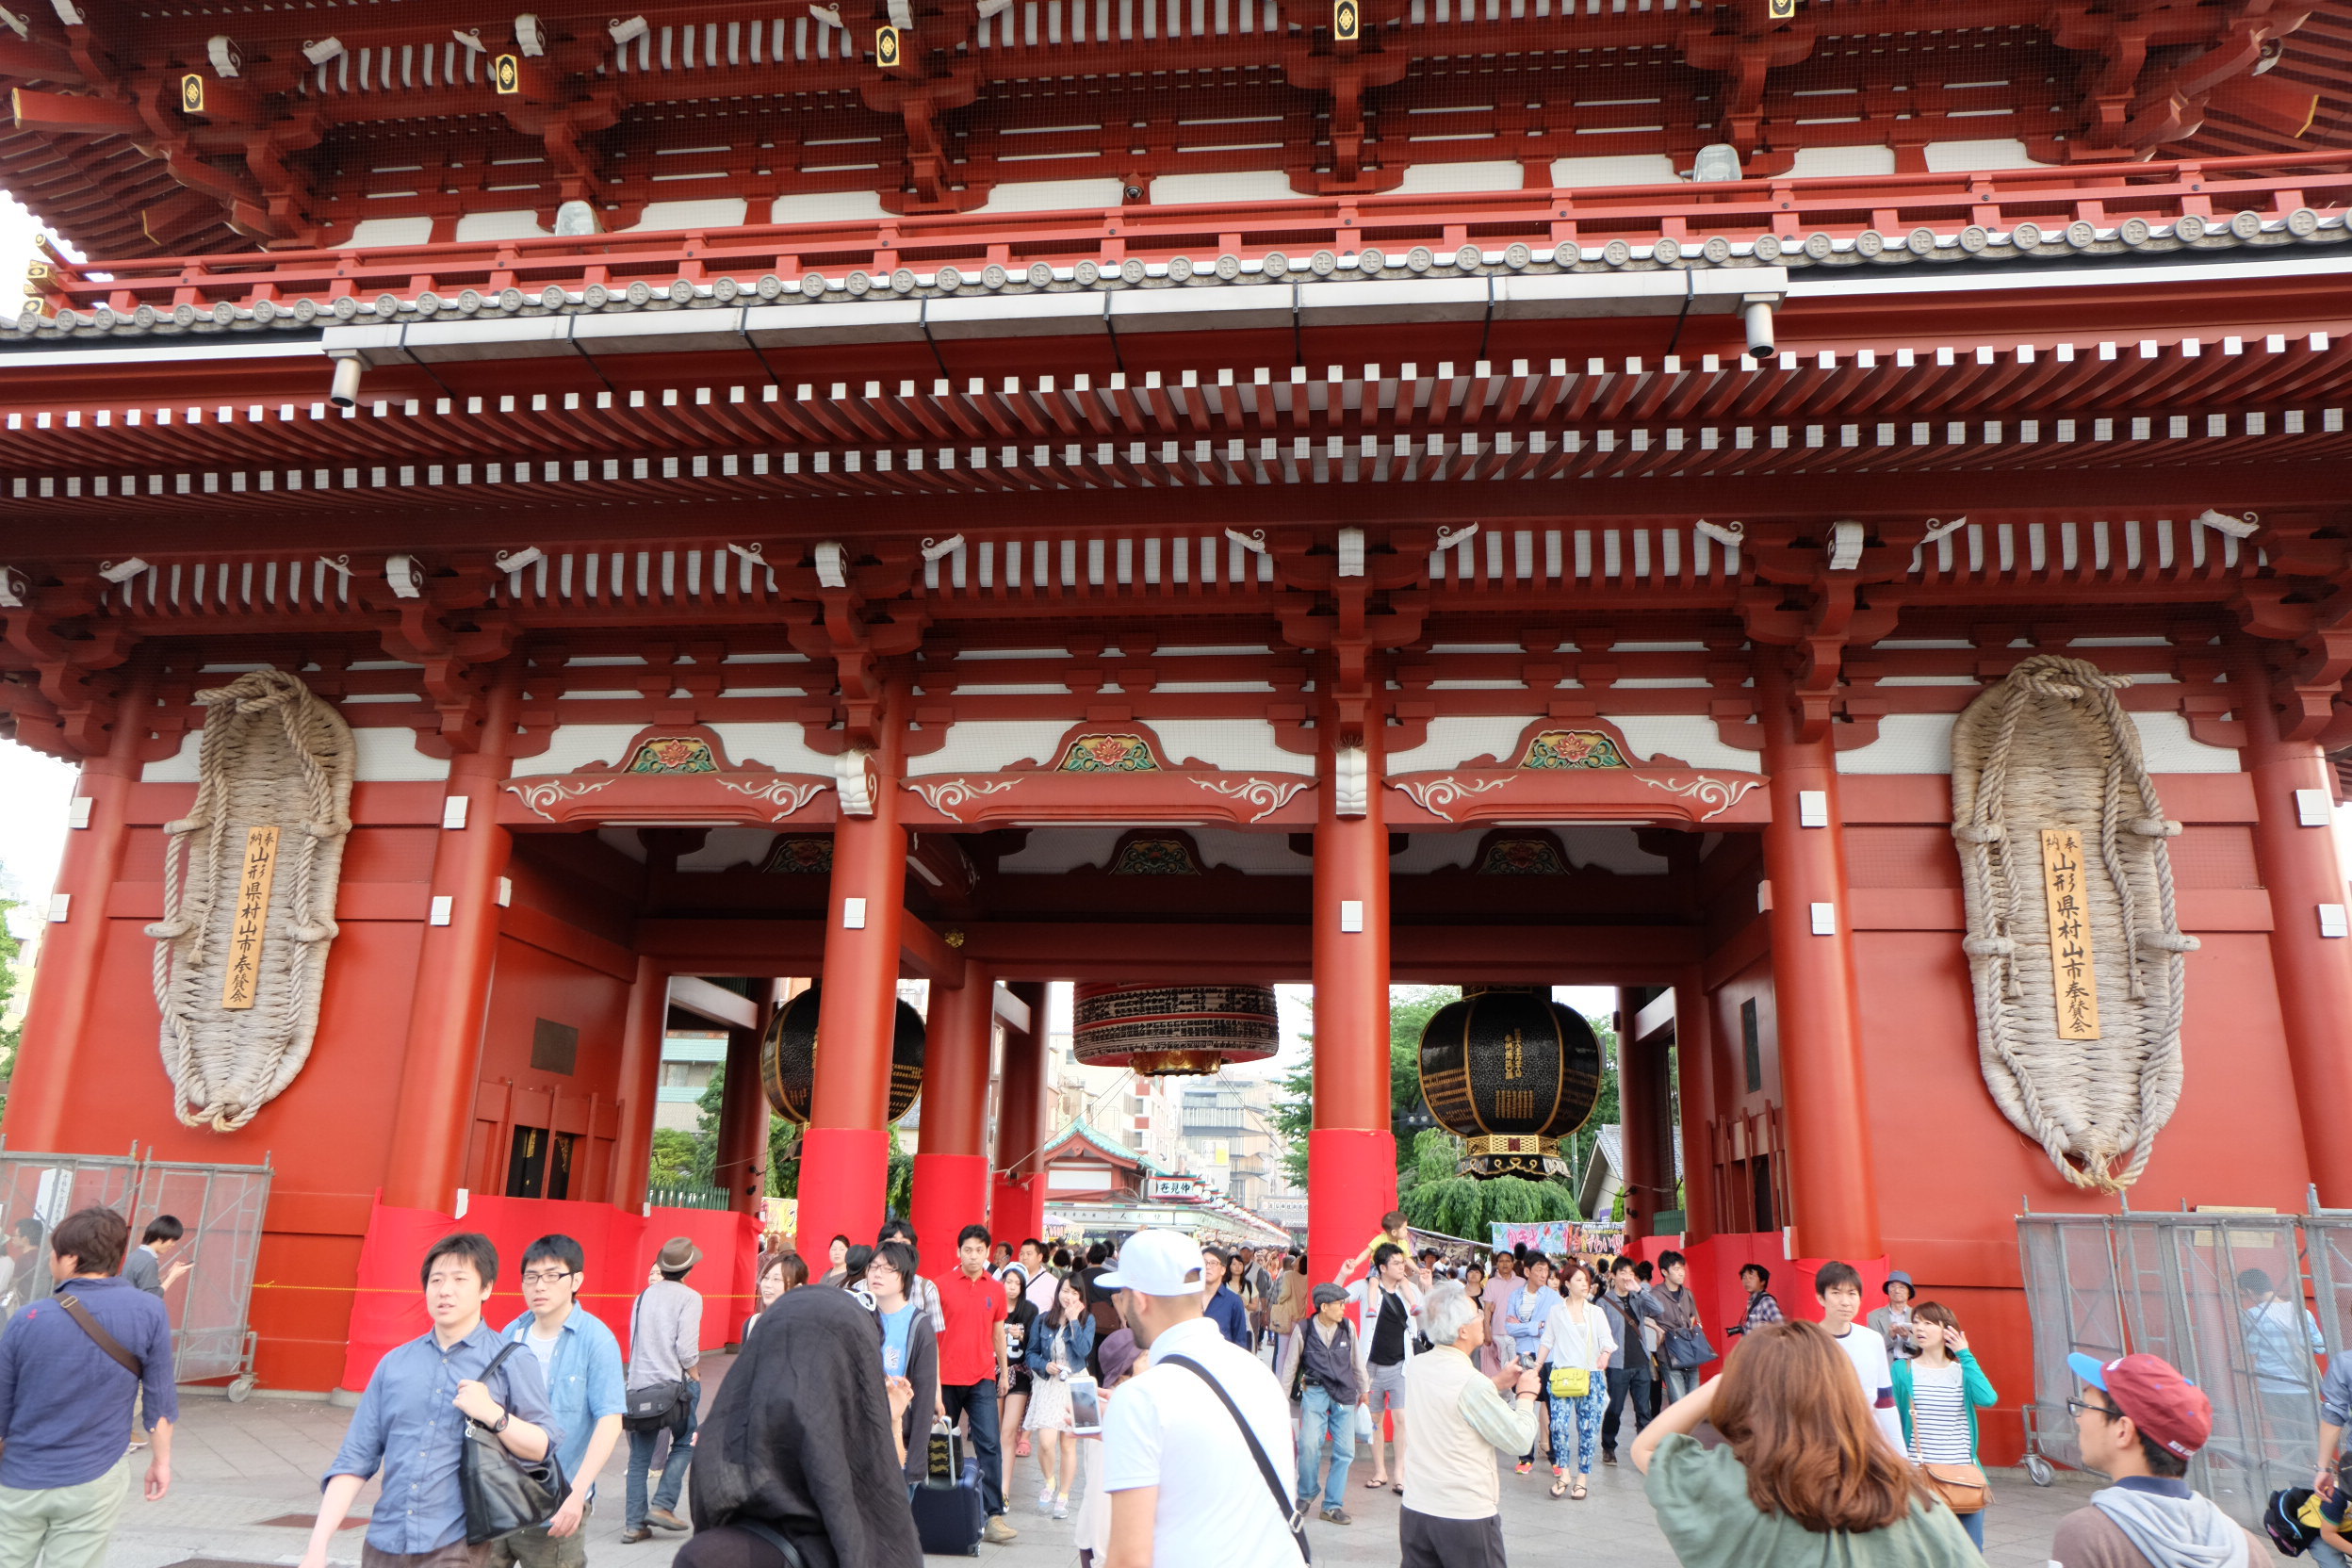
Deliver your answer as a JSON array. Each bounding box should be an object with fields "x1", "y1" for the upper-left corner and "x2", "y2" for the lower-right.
[
  {"x1": 910, "y1": 1476, "x2": 985, "y2": 1557},
  {"x1": 912, "y1": 1417, "x2": 983, "y2": 1556}
]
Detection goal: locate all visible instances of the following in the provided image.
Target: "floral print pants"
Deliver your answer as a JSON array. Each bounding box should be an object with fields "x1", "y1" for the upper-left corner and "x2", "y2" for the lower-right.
[{"x1": 1546, "y1": 1380, "x2": 1608, "y2": 1475}]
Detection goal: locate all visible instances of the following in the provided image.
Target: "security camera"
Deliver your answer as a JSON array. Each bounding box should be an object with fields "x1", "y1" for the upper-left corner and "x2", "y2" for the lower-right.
[{"x1": 1123, "y1": 185, "x2": 1143, "y2": 202}]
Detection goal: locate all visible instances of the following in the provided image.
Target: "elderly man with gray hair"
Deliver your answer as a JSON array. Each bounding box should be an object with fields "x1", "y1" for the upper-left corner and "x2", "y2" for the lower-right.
[{"x1": 1398, "y1": 1281, "x2": 1544, "y2": 1568}]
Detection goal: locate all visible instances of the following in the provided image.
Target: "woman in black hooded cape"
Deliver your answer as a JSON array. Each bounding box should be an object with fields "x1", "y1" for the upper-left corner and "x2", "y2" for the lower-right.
[{"x1": 684, "y1": 1282, "x2": 923, "y2": 1568}]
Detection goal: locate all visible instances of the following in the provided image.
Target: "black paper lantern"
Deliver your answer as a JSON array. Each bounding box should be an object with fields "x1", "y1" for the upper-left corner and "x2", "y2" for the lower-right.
[
  {"x1": 760, "y1": 982, "x2": 926, "y2": 1124},
  {"x1": 1416, "y1": 985, "x2": 1603, "y2": 1179}
]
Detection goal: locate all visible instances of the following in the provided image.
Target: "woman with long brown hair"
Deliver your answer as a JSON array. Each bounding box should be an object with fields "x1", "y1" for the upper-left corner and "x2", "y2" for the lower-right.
[{"x1": 1630, "y1": 1320, "x2": 1977, "y2": 1567}]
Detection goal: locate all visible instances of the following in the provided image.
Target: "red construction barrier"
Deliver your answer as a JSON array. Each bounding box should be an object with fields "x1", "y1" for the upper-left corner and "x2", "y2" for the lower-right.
[{"x1": 340, "y1": 1193, "x2": 760, "y2": 1392}]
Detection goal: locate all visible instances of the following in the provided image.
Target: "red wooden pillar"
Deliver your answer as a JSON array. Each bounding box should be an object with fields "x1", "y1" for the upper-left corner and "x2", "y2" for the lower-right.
[
  {"x1": 4, "y1": 667, "x2": 152, "y2": 1152},
  {"x1": 991, "y1": 980, "x2": 1051, "y2": 1248},
  {"x1": 1754, "y1": 655, "x2": 1882, "y2": 1261},
  {"x1": 609, "y1": 957, "x2": 673, "y2": 1211},
  {"x1": 384, "y1": 669, "x2": 521, "y2": 1212},
  {"x1": 715, "y1": 1017, "x2": 770, "y2": 1216},
  {"x1": 1309, "y1": 733, "x2": 1394, "y2": 1287},
  {"x1": 2235, "y1": 645, "x2": 2352, "y2": 1202},
  {"x1": 1673, "y1": 972, "x2": 1718, "y2": 1245},
  {"x1": 913, "y1": 967, "x2": 995, "y2": 1265},
  {"x1": 1616, "y1": 987, "x2": 1663, "y2": 1240},
  {"x1": 796, "y1": 725, "x2": 909, "y2": 1259}
]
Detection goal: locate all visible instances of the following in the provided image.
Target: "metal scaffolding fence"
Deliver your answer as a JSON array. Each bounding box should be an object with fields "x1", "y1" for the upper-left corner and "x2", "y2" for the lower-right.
[
  {"x1": 0, "y1": 1149, "x2": 272, "y2": 1395},
  {"x1": 2019, "y1": 1205, "x2": 2332, "y2": 1527}
]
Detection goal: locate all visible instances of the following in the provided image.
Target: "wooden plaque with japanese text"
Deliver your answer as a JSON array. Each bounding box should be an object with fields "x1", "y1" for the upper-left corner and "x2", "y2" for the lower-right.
[
  {"x1": 2039, "y1": 827, "x2": 2101, "y2": 1040},
  {"x1": 220, "y1": 825, "x2": 280, "y2": 1010}
]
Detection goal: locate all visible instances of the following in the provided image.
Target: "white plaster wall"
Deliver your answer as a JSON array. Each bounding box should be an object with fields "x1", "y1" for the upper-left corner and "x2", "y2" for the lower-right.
[
  {"x1": 1383, "y1": 716, "x2": 1543, "y2": 773},
  {"x1": 1550, "y1": 154, "x2": 1677, "y2": 188},
  {"x1": 708, "y1": 722, "x2": 836, "y2": 775},
  {"x1": 1924, "y1": 139, "x2": 2051, "y2": 173},
  {"x1": 1152, "y1": 172, "x2": 1299, "y2": 204},
  {"x1": 141, "y1": 726, "x2": 450, "y2": 782},
  {"x1": 517, "y1": 724, "x2": 643, "y2": 776},
  {"x1": 630, "y1": 198, "x2": 749, "y2": 231},
  {"x1": 976, "y1": 179, "x2": 1125, "y2": 213},
  {"x1": 1787, "y1": 145, "x2": 1895, "y2": 178},
  {"x1": 771, "y1": 190, "x2": 890, "y2": 222},
  {"x1": 1834, "y1": 710, "x2": 2243, "y2": 775},
  {"x1": 908, "y1": 720, "x2": 1075, "y2": 776},
  {"x1": 1150, "y1": 720, "x2": 1304, "y2": 774},
  {"x1": 453, "y1": 209, "x2": 546, "y2": 241},
  {"x1": 1607, "y1": 715, "x2": 1757, "y2": 772},
  {"x1": 1396, "y1": 161, "x2": 1527, "y2": 194},
  {"x1": 348, "y1": 216, "x2": 436, "y2": 246}
]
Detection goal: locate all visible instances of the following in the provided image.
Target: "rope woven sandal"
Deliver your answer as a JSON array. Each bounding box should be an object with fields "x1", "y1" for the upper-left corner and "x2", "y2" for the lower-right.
[
  {"x1": 146, "y1": 668, "x2": 354, "y2": 1131},
  {"x1": 1950, "y1": 654, "x2": 2196, "y2": 1192}
]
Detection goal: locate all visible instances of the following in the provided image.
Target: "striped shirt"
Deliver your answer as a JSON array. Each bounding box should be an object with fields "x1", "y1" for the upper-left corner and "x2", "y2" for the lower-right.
[{"x1": 1905, "y1": 1359, "x2": 1973, "y2": 1463}]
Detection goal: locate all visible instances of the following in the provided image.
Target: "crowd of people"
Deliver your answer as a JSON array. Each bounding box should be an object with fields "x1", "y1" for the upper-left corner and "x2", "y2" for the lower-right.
[{"x1": 0, "y1": 1200, "x2": 2298, "y2": 1568}]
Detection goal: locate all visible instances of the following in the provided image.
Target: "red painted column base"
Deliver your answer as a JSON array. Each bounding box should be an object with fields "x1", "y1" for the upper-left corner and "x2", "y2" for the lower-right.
[
  {"x1": 794, "y1": 1126, "x2": 890, "y2": 1259},
  {"x1": 991, "y1": 1173, "x2": 1047, "y2": 1250},
  {"x1": 1307, "y1": 1127, "x2": 1396, "y2": 1284},
  {"x1": 911, "y1": 1152, "x2": 993, "y2": 1273}
]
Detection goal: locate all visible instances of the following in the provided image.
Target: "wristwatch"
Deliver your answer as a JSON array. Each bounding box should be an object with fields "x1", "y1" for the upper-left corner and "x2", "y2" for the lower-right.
[{"x1": 488, "y1": 1409, "x2": 511, "y2": 1433}]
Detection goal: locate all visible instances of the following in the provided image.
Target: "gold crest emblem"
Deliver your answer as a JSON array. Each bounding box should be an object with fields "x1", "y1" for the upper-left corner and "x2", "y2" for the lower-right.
[
  {"x1": 494, "y1": 53, "x2": 521, "y2": 92},
  {"x1": 876, "y1": 24, "x2": 901, "y2": 66}
]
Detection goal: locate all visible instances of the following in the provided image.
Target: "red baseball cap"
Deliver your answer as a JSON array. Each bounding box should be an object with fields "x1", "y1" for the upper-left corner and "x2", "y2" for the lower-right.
[{"x1": 2069, "y1": 1352, "x2": 2213, "y2": 1460}]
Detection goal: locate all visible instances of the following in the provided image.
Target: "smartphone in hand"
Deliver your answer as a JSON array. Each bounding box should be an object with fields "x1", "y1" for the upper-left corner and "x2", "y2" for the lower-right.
[{"x1": 1068, "y1": 1376, "x2": 1102, "y2": 1435}]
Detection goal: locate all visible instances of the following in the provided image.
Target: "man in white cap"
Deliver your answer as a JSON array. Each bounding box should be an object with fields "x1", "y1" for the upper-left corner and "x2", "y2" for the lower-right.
[{"x1": 1099, "y1": 1229, "x2": 1302, "y2": 1568}]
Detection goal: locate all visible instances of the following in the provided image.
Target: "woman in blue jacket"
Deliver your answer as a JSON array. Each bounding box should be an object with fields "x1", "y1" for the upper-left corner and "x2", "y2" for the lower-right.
[
  {"x1": 1890, "y1": 1301, "x2": 1999, "y2": 1550},
  {"x1": 1022, "y1": 1274, "x2": 1099, "y2": 1520}
]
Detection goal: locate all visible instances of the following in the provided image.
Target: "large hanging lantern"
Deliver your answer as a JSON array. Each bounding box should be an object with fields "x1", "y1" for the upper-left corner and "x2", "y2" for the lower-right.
[
  {"x1": 760, "y1": 982, "x2": 926, "y2": 1124},
  {"x1": 1072, "y1": 983, "x2": 1280, "y2": 1077},
  {"x1": 1417, "y1": 985, "x2": 1603, "y2": 1179}
]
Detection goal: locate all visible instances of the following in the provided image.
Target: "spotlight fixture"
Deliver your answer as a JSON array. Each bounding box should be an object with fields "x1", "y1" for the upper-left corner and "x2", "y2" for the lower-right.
[
  {"x1": 607, "y1": 14, "x2": 647, "y2": 44},
  {"x1": 205, "y1": 34, "x2": 241, "y2": 75},
  {"x1": 329, "y1": 356, "x2": 364, "y2": 408},
  {"x1": 98, "y1": 557, "x2": 152, "y2": 583},
  {"x1": 496, "y1": 546, "x2": 547, "y2": 574},
  {"x1": 514, "y1": 11, "x2": 547, "y2": 53},
  {"x1": 302, "y1": 35, "x2": 346, "y2": 63}
]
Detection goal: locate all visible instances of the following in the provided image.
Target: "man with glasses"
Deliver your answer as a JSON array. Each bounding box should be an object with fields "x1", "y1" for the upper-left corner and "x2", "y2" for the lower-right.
[
  {"x1": 2052, "y1": 1351, "x2": 2261, "y2": 1568},
  {"x1": 495, "y1": 1235, "x2": 625, "y2": 1568}
]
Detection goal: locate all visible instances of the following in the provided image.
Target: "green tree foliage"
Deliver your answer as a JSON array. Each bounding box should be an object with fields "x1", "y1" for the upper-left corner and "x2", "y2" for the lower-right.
[
  {"x1": 1274, "y1": 986, "x2": 1456, "y2": 1188},
  {"x1": 646, "y1": 1128, "x2": 700, "y2": 1189},
  {"x1": 693, "y1": 1067, "x2": 727, "y2": 1184},
  {"x1": 886, "y1": 1123, "x2": 915, "y2": 1217}
]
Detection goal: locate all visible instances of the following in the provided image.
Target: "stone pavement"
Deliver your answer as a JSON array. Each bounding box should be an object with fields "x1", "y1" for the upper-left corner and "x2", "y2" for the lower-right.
[{"x1": 116, "y1": 1355, "x2": 2099, "y2": 1568}]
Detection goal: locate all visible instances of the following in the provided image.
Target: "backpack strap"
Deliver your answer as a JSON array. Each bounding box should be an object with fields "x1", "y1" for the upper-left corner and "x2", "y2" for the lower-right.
[
  {"x1": 1161, "y1": 1355, "x2": 1309, "y2": 1562},
  {"x1": 56, "y1": 1290, "x2": 143, "y2": 1380}
]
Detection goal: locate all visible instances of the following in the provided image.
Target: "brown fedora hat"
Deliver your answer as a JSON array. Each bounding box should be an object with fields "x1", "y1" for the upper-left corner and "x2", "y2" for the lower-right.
[{"x1": 658, "y1": 1235, "x2": 704, "y2": 1271}]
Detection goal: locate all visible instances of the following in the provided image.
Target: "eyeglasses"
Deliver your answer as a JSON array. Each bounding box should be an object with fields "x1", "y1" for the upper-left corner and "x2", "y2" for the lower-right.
[
  {"x1": 2066, "y1": 1396, "x2": 2121, "y2": 1421},
  {"x1": 521, "y1": 1270, "x2": 576, "y2": 1286}
]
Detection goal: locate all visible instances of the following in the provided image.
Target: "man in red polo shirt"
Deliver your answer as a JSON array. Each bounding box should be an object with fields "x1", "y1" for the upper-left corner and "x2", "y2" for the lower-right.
[{"x1": 939, "y1": 1222, "x2": 1018, "y2": 1544}]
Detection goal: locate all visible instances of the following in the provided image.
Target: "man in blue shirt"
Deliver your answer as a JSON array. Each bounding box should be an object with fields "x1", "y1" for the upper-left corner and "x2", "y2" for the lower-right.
[
  {"x1": 0, "y1": 1205, "x2": 177, "y2": 1568},
  {"x1": 496, "y1": 1235, "x2": 625, "y2": 1568},
  {"x1": 1499, "y1": 1253, "x2": 1560, "y2": 1475},
  {"x1": 1198, "y1": 1245, "x2": 1252, "y2": 1348},
  {"x1": 299, "y1": 1232, "x2": 559, "y2": 1568}
]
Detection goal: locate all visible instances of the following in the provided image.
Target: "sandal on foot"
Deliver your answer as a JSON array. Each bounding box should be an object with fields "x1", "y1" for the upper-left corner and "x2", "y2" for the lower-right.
[
  {"x1": 1550, "y1": 1475, "x2": 1569, "y2": 1498},
  {"x1": 1364, "y1": 1476, "x2": 1386, "y2": 1489},
  {"x1": 1571, "y1": 1480, "x2": 1589, "y2": 1500}
]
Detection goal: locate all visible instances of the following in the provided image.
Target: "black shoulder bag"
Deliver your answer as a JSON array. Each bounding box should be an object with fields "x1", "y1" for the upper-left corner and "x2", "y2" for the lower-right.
[
  {"x1": 623, "y1": 1292, "x2": 691, "y2": 1431},
  {"x1": 1161, "y1": 1355, "x2": 1311, "y2": 1563},
  {"x1": 459, "y1": 1340, "x2": 569, "y2": 1544}
]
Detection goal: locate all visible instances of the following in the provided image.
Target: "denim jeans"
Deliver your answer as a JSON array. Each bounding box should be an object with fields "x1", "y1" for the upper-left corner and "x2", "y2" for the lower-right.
[
  {"x1": 940, "y1": 1381, "x2": 1005, "y2": 1517},
  {"x1": 1602, "y1": 1365, "x2": 1656, "y2": 1451},
  {"x1": 1959, "y1": 1507, "x2": 1985, "y2": 1550},
  {"x1": 1296, "y1": 1385, "x2": 1355, "y2": 1510},
  {"x1": 1660, "y1": 1364, "x2": 1702, "y2": 1405},
  {"x1": 1545, "y1": 1380, "x2": 1607, "y2": 1475},
  {"x1": 626, "y1": 1396, "x2": 697, "y2": 1527}
]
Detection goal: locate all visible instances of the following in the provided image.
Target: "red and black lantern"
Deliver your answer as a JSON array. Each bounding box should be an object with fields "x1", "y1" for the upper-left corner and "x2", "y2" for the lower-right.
[
  {"x1": 760, "y1": 982, "x2": 926, "y2": 1123},
  {"x1": 1416, "y1": 985, "x2": 1603, "y2": 1178},
  {"x1": 1072, "y1": 983, "x2": 1281, "y2": 1077}
]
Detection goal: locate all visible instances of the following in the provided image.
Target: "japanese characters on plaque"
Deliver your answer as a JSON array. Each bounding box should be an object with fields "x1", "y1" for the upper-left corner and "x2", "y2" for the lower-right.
[
  {"x1": 220, "y1": 825, "x2": 281, "y2": 1010},
  {"x1": 2039, "y1": 827, "x2": 2101, "y2": 1040}
]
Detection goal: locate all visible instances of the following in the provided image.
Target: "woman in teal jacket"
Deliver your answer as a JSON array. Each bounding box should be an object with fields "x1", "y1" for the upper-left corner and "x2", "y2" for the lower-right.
[{"x1": 1890, "y1": 1301, "x2": 1999, "y2": 1551}]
